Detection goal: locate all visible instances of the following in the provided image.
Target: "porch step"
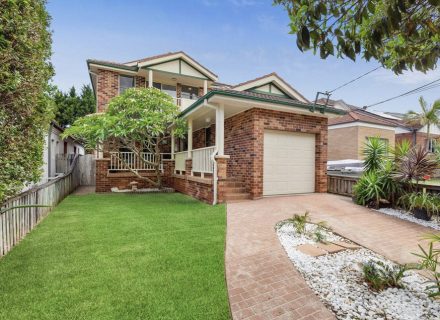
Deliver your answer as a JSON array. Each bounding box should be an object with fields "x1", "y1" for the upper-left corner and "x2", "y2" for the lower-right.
[
  {"x1": 224, "y1": 178, "x2": 250, "y2": 202},
  {"x1": 224, "y1": 192, "x2": 251, "y2": 201}
]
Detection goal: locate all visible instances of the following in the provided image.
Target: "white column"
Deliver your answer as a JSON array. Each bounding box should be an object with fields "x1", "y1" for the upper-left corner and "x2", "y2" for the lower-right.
[
  {"x1": 171, "y1": 129, "x2": 175, "y2": 159},
  {"x1": 203, "y1": 80, "x2": 208, "y2": 95},
  {"x1": 148, "y1": 70, "x2": 153, "y2": 87},
  {"x1": 187, "y1": 118, "x2": 193, "y2": 159},
  {"x1": 216, "y1": 104, "x2": 225, "y2": 156}
]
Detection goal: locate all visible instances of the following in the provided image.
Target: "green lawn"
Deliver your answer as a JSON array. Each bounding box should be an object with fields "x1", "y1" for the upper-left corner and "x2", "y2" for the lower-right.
[{"x1": 0, "y1": 193, "x2": 230, "y2": 320}]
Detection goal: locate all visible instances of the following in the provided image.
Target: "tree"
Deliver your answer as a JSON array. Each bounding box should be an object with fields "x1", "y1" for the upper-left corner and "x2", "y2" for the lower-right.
[
  {"x1": 0, "y1": 0, "x2": 53, "y2": 203},
  {"x1": 275, "y1": 0, "x2": 440, "y2": 73},
  {"x1": 53, "y1": 84, "x2": 95, "y2": 128},
  {"x1": 404, "y1": 96, "x2": 440, "y2": 150},
  {"x1": 63, "y1": 87, "x2": 186, "y2": 188}
]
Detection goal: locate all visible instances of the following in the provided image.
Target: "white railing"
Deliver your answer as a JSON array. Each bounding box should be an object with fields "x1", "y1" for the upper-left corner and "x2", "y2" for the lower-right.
[
  {"x1": 192, "y1": 146, "x2": 215, "y2": 174},
  {"x1": 109, "y1": 152, "x2": 170, "y2": 171},
  {"x1": 174, "y1": 151, "x2": 187, "y2": 173},
  {"x1": 174, "y1": 97, "x2": 197, "y2": 111}
]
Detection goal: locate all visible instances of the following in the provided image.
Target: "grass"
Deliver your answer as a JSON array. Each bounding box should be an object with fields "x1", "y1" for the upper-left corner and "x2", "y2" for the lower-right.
[{"x1": 0, "y1": 193, "x2": 230, "y2": 320}]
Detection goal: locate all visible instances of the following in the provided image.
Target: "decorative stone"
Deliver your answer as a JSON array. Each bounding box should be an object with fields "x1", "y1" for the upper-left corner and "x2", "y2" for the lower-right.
[{"x1": 295, "y1": 244, "x2": 327, "y2": 257}]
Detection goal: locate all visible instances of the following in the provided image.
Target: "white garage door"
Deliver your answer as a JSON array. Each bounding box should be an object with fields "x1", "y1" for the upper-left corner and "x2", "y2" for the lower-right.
[{"x1": 263, "y1": 130, "x2": 315, "y2": 196}]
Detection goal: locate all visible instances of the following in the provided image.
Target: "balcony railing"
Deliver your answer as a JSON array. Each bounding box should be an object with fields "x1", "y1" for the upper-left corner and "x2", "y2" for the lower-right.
[
  {"x1": 109, "y1": 152, "x2": 171, "y2": 171},
  {"x1": 174, "y1": 97, "x2": 197, "y2": 111},
  {"x1": 174, "y1": 151, "x2": 187, "y2": 173},
  {"x1": 192, "y1": 146, "x2": 215, "y2": 174}
]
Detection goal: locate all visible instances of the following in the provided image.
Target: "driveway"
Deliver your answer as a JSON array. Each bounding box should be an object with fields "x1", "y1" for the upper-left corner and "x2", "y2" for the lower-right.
[{"x1": 226, "y1": 193, "x2": 437, "y2": 320}]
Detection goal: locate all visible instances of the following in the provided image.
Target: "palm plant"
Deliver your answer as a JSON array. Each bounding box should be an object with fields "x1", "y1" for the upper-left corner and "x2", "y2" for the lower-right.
[
  {"x1": 404, "y1": 97, "x2": 440, "y2": 151},
  {"x1": 363, "y1": 137, "x2": 388, "y2": 173}
]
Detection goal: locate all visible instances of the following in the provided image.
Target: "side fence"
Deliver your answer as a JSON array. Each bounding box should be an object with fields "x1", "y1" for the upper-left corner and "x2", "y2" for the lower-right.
[
  {"x1": 327, "y1": 174, "x2": 359, "y2": 196},
  {"x1": 0, "y1": 155, "x2": 81, "y2": 257}
]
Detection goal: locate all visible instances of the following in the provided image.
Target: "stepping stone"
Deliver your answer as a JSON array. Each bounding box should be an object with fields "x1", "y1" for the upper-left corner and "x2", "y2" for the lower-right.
[
  {"x1": 315, "y1": 242, "x2": 346, "y2": 253},
  {"x1": 332, "y1": 241, "x2": 361, "y2": 250},
  {"x1": 295, "y1": 244, "x2": 327, "y2": 257}
]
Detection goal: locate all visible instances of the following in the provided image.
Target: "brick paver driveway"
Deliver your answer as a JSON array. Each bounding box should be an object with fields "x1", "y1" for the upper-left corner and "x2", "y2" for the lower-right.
[{"x1": 226, "y1": 193, "x2": 438, "y2": 320}]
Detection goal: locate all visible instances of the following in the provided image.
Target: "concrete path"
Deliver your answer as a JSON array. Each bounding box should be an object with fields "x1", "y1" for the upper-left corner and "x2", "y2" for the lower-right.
[
  {"x1": 226, "y1": 193, "x2": 439, "y2": 320},
  {"x1": 72, "y1": 186, "x2": 95, "y2": 195}
]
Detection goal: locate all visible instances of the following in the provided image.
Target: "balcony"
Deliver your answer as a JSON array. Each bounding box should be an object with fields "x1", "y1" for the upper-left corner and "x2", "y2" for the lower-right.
[
  {"x1": 174, "y1": 97, "x2": 198, "y2": 111},
  {"x1": 109, "y1": 152, "x2": 171, "y2": 171}
]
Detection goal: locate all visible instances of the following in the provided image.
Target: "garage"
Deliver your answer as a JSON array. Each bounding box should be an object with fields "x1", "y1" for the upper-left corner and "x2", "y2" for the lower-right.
[{"x1": 263, "y1": 130, "x2": 316, "y2": 196}]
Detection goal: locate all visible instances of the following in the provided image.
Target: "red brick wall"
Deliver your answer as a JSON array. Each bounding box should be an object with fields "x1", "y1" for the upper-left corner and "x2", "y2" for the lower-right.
[
  {"x1": 96, "y1": 69, "x2": 146, "y2": 113},
  {"x1": 396, "y1": 131, "x2": 440, "y2": 149},
  {"x1": 96, "y1": 69, "x2": 118, "y2": 113},
  {"x1": 224, "y1": 108, "x2": 328, "y2": 198},
  {"x1": 95, "y1": 159, "x2": 170, "y2": 192}
]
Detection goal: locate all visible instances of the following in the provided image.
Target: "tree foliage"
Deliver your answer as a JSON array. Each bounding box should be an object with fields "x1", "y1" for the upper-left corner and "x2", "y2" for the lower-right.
[
  {"x1": 0, "y1": 0, "x2": 53, "y2": 203},
  {"x1": 53, "y1": 85, "x2": 95, "y2": 128},
  {"x1": 63, "y1": 88, "x2": 186, "y2": 188},
  {"x1": 275, "y1": 0, "x2": 440, "y2": 73}
]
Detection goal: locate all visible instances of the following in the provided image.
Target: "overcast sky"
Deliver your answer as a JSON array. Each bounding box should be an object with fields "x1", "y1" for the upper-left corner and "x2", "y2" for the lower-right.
[{"x1": 47, "y1": 0, "x2": 440, "y2": 113}]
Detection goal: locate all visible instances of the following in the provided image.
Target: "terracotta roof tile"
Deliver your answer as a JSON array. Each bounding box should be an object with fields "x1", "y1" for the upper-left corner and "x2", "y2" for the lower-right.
[{"x1": 328, "y1": 109, "x2": 398, "y2": 127}]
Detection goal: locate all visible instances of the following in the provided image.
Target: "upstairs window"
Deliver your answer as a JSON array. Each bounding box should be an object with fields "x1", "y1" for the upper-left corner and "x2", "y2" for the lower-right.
[
  {"x1": 181, "y1": 85, "x2": 199, "y2": 100},
  {"x1": 152, "y1": 82, "x2": 177, "y2": 98},
  {"x1": 119, "y1": 75, "x2": 134, "y2": 94}
]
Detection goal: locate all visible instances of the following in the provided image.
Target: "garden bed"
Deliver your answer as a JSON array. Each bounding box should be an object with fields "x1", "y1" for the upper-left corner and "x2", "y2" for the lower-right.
[
  {"x1": 376, "y1": 208, "x2": 440, "y2": 231},
  {"x1": 277, "y1": 222, "x2": 440, "y2": 320}
]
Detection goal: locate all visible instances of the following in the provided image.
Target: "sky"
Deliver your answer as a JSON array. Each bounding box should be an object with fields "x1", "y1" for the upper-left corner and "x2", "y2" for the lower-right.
[{"x1": 47, "y1": 0, "x2": 440, "y2": 114}]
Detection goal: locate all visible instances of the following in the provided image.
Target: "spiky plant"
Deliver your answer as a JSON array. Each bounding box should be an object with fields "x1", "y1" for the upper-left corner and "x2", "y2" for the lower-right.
[{"x1": 363, "y1": 137, "x2": 388, "y2": 173}]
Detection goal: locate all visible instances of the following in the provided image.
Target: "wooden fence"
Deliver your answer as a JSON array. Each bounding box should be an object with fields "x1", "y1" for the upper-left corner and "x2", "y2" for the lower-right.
[
  {"x1": 327, "y1": 174, "x2": 359, "y2": 196},
  {"x1": 0, "y1": 155, "x2": 81, "y2": 257}
]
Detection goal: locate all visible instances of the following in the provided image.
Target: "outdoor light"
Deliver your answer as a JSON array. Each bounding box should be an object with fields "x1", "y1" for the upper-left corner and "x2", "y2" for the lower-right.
[{"x1": 205, "y1": 117, "x2": 211, "y2": 123}]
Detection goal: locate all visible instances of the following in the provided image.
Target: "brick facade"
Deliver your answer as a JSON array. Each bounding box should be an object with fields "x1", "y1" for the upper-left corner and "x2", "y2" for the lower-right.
[
  {"x1": 328, "y1": 125, "x2": 396, "y2": 161},
  {"x1": 396, "y1": 131, "x2": 440, "y2": 149},
  {"x1": 224, "y1": 108, "x2": 328, "y2": 198}
]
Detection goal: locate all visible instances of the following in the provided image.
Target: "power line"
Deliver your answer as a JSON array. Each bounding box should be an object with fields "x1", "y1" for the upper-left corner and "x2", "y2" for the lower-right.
[
  {"x1": 327, "y1": 66, "x2": 382, "y2": 93},
  {"x1": 365, "y1": 77, "x2": 440, "y2": 108}
]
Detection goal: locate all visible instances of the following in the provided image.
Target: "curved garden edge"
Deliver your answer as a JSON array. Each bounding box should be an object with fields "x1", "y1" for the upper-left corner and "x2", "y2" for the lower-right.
[{"x1": 276, "y1": 218, "x2": 440, "y2": 320}]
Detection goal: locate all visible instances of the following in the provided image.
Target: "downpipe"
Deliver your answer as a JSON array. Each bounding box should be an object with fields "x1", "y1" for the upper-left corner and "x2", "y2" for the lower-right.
[{"x1": 211, "y1": 148, "x2": 219, "y2": 205}]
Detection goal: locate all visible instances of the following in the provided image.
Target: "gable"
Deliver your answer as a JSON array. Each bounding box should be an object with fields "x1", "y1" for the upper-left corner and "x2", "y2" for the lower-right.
[
  {"x1": 233, "y1": 73, "x2": 308, "y2": 102},
  {"x1": 248, "y1": 82, "x2": 290, "y2": 98},
  {"x1": 146, "y1": 58, "x2": 208, "y2": 80}
]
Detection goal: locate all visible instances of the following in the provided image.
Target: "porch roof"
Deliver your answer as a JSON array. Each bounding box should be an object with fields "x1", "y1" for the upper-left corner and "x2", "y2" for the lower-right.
[{"x1": 180, "y1": 89, "x2": 346, "y2": 118}]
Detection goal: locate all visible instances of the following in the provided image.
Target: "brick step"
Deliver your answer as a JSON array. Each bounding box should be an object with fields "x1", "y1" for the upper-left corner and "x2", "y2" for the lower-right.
[
  {"x1": 224, "y1": 186, "x2": 247, "y2": 193},
  {"x1": 225, "y1": 180, "x2": 246, "y2": 188},
  {"x1": 224, "y1": 192, "x2": 251, "y2": 201}
]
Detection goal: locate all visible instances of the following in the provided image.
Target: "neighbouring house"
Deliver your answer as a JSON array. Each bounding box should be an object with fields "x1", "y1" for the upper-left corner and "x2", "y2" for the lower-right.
[
  {"x1": 378, "y1": 112, "x2": 440, "y2": 152},
  {"x1": 320, "y1": 99, "x2": 398, "y2": 161},
  {"x1": 41, "y1": 121, "x2": 84, "y2": 183},
  {"x1": 87, "y1": 51, "x2": 344, "y2": 203}
]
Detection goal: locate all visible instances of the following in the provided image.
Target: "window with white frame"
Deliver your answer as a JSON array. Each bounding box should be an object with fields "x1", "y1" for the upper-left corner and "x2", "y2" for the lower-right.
[
  {"x1": 119, "y1": 75, "x2": 134, "y2": 94},
  {"x1": 181, "y1": 85, "x2": 199, "y2": 100},
  {"x1": 152, "y1": 82, "x2": 177, "y2": 98}
]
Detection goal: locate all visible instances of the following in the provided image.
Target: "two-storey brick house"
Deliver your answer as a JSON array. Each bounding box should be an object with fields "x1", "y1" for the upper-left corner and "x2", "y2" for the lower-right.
[{"x1": 88, "y1": 51, "x2": 344, "y2": 204}]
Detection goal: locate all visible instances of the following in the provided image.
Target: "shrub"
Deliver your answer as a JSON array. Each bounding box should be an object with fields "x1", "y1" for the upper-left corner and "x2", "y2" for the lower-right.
[
  {"x1": 363, "y1": 137, "x2": 388, "y2": 173},
  {"x1": 362, "y1": 260, "x2": 409, "y2": 291},
  {"x1": 413, "y1": 235, "x2": 440, "y2": 297},
  {"x1": 312, "y1": 221, "x2": 330, "y2": 243},
  {"x1": 353, "y1": 171, "x2": 385, "y2": 208},
  {"x1": 287, "y1": 211, "x2": 310, "y2": 235},
  {"x1": 398, "y1": 192, "x2": 440, "y2": 219}
]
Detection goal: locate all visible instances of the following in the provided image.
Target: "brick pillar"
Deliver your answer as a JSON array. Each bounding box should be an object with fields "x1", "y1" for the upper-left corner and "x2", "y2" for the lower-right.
[
  {"x1": 96, "y1": 158, "x2": 110, "y2": 192},
  {"x1": 162, "y1": 159, "x2": 175, "y2": 188},
  {"x1": 315, "y1": 131, "x2": 328, "y2": 193},
  {"x1": 215, "y1": 155, "x2": 229, "y2": 203},
  {"x1": 185, "y1": 158, "x2": 192, "y2": 175}
]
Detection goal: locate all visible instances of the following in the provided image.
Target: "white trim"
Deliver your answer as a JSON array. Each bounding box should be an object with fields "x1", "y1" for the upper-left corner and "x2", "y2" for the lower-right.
[
  {"x1": 137, "y1": 52, "x2": 218, "y2": 81},
  {"x1": 148, "y1": 70, "x2": 153, "y2": 88},
  {"x1": 329, "y1": 121, "x2": 396, "y2": 131},
  {"x1": 215, "y1": 104, "x2": 225, "y2": 156},
  {"x1": 89, "y1": 63, "x2": 138, "y2": 75},
  {"x1": 187, "y1": 118, "x2": 193, "y2": 159}
]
